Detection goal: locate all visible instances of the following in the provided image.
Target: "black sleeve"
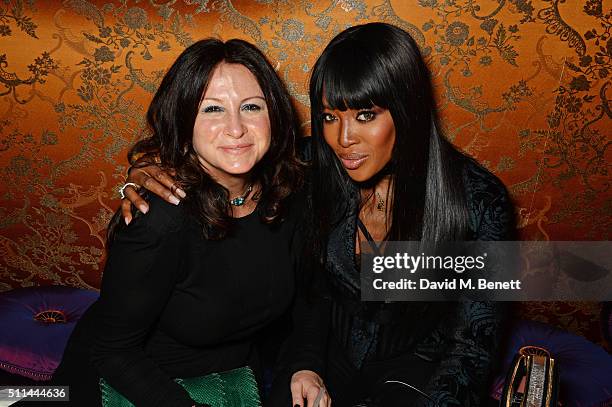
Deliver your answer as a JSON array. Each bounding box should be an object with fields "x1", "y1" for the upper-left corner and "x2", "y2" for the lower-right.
[
  {"x1": 285, "y1": 281, "x2": 331, "y2": 377},
  {"x1": 90, "y1": 199, "x2": 195, "y2": 407},
  {"x1": 422, "y1": 164, "x2": 515, "y2": 406},
  {"x1": 279, "y1": 184, "x2": 331, "y2": 378},
  {"x1": 465, "y1": 160, "x2": 516, "y2": 241},
  {"x1": 266, "y1": 272, "x2": 331, "y2": 407}
]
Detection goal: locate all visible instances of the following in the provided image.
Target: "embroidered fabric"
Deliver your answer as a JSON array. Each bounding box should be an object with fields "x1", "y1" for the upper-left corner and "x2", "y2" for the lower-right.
[{"x1": 324, "y1": 158, "x2": 514, "y2": 403}]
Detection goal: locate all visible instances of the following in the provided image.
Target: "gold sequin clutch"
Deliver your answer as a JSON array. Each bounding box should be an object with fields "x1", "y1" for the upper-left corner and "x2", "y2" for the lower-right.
[{"x1": 501, "y1": 346, "x2": 559, "y2": 407}]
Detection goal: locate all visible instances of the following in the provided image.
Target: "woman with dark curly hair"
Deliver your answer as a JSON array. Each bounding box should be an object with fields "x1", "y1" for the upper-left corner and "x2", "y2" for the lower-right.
[{"x1": 51, "y1": 38, "x2": 304, "y2": 406}]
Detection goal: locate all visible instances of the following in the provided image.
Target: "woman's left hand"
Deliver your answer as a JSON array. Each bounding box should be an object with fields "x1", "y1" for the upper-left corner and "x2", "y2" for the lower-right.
[{"x1": 290, "y1": 370, "x2": 331, "y2": 407}]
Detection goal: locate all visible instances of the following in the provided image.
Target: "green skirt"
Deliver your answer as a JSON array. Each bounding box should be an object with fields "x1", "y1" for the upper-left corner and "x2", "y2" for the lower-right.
[{"x1": 100, "y1": 366, "x2": 262, "y2": 407}]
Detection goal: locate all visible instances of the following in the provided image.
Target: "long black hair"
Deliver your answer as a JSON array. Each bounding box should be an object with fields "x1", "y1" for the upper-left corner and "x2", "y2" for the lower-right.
[
  {"x1": 308, "y1": 22, "x2": 469, "y2": 257},
  {"x1": 125, "y1": 38, "x2": 303, "y2": 239}
]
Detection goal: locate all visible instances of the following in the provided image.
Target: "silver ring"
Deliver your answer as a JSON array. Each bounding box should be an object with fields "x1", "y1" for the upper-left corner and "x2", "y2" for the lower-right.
[
  {"x1": 119, "y1": 182, "x2": 140, "y2": 199},
  {"x1": 313, "y1": 387, "x2": 325, "y2": 407}
]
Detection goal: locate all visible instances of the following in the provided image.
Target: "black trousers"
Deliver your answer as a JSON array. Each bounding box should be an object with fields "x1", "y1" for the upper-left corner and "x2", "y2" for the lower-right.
[{"x1": 267, "y1": 335, "x2": 437, "y2": 407}]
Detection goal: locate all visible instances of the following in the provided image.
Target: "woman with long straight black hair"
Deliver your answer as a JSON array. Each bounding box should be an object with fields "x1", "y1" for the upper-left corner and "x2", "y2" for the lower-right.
[
  {"x1": 276, "y1": 22, "x2": 514, "y2": 406},
  {"x1": 122, "y1": 23, "x2": 514, "y2": 406}
]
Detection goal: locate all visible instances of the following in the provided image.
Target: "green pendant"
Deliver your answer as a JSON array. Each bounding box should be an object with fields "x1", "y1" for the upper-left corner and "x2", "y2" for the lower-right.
[
  {"x1": 229, "y1": 184, "x2": 252, "y2": 206},
  {"x1": 230, "y1": 197, "x2": 246, "y2": 206}
]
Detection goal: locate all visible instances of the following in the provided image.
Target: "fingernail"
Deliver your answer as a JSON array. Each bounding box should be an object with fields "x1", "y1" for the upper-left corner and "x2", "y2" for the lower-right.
[
  {"x1": 176, "y1": 188, "x2": 186, "y2": 199},
  {"x1": 139, "y1": 204, "x2": 149, "y2": 214},
  {"x1": 169, "y1": 196, "x2": 180, "y2": 205},
  {"x1": 124, "y1": 217, "x2": 131, "y2": 226}
]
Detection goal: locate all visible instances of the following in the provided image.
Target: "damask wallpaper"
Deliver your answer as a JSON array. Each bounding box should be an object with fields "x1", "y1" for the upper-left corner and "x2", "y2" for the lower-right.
[{"x1": 0, "y1": 1, "x2": 610, "y2": 342}]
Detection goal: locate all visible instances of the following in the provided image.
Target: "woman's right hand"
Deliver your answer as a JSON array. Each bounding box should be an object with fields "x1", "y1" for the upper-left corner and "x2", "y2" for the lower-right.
[
  {"x1": 120, "y1": 164, "x2": 185, "y2": 225},
  {"x1": 290, "y1": 370, "x2": 331, "y2": 407}
]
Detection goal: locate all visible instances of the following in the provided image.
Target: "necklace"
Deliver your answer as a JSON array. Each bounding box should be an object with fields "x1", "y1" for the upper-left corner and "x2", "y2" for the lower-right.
[
  {"x1": 375, "y1": 191, "x2": 385, "y2": 212},
  {"x1": 229, "y1": 184, "x2": 253, "y2": 206}
]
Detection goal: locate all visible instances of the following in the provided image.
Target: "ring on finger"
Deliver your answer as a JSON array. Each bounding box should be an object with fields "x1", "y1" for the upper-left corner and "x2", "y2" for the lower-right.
[
  {"x1": 313, "y1": 387, "x2": 326, "y2": 407},
  {"x1": 119, "y1": 182, "x2": 141, "y2": 200}
]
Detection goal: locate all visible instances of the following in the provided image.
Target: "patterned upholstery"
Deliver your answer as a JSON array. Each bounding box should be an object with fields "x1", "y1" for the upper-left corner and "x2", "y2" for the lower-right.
[{"x1": 0, "y1": 0, "x2": 607, "y2": 343}]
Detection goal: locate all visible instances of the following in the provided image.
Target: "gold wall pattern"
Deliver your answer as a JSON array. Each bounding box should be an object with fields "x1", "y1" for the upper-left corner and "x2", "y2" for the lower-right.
[{"x1": 0, "y1": 0, "x2": 610, "y2": 342}]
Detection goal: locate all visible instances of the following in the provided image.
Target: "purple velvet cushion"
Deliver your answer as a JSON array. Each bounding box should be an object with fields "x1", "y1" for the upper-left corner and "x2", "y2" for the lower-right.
[
  {"x1": 491, "y1": 319, "x2": 612, "y2": 407},
  {"x1": 0, "y1": 286, "x2": 98, "y2": 380}
]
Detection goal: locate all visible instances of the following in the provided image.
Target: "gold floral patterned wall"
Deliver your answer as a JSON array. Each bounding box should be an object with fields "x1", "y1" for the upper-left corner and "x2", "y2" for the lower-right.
[{"x1": 0, "y1": 1, "x2": 610, "y2": 339}]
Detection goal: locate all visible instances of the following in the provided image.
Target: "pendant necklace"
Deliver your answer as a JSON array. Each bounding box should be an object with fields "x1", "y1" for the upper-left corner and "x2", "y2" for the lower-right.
[
  {"x1": 229, "y1": 184, "x2": 253, "y2": 206},
  {"x1": 375, "y1": 191, "x2": 385, "y2": 212}
]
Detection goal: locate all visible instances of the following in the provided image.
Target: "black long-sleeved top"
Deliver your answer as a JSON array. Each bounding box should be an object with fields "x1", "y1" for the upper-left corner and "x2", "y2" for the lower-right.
[
  {"x1": 53, "y1": 194, "x2": 300, "y2": 406},
  {"x1": 286, "y1": 158, "x2": 515, "y2": 406}
]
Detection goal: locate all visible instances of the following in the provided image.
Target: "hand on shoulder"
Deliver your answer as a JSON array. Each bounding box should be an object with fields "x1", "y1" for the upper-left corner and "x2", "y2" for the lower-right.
[{"x1": 121, "y1": 163, "x2": 185, "y2": 225}]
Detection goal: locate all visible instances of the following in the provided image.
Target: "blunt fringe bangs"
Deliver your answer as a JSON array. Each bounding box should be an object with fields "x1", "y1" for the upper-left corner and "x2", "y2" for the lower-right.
[
  {"x1": 315, "y1": 44, "x2": 388, "y2": 112},
  {"x1": 119, "y1": 38, "x2": 303, "y2": 240},
  {"x1": 307, "y1": 22, "x2": 470, "y2": 262}
]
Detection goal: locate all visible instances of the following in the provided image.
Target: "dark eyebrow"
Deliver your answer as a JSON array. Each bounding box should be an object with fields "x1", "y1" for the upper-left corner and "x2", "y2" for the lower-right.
[
  {"x1": 241, "y1": 96, "x2": 266, "y2": 103},
  {"x1": 201, "y1": 96, "x2": 266, "y2": 103}
]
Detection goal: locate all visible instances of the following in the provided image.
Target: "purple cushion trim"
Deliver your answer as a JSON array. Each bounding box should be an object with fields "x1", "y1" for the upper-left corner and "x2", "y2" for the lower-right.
[
  {"x1": 0, "y1": 286, "x2": 98, "y2": 380},
  {"x1": 491, "y1": 319, "x2": 612, "y2": 407}
]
